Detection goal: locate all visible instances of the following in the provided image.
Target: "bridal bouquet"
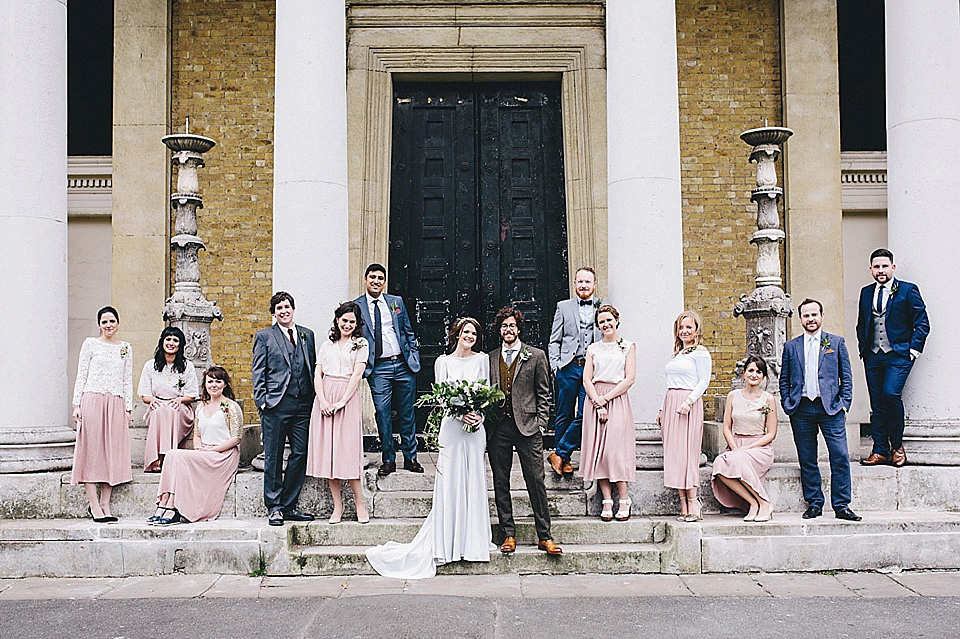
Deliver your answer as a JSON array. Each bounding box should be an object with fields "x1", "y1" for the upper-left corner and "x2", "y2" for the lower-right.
[{"x1": 415, "y1": 380, "x2": 505, "y2": 449}]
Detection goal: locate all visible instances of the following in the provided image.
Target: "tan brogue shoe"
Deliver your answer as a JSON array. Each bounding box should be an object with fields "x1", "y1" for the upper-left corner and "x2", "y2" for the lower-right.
[
  {"x1": 891, "y1": 447, "x2": 907, "y2": 467},
  {"x1": 500, "y1": 537, "x2": 517, "y2": 554},
  {"x1": 547, "y1": 453, "x2": 564, "y2": 475},
  {"x1": 860, "y1": 453, "x2": 890, "y2": 466},
  {"x1": 537, "y1": 539, "x2": 563, "y2": 555}
]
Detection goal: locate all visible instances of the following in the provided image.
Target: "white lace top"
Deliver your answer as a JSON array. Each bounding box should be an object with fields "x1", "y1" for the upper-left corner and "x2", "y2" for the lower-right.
[
  {"x1": 72, "y1": 337, "x2": 134, "y2": 411},
  {"x1": 137, "y1": 360, "x2": 199, "y2": 400},
  {"x1": 663, "y1": 346, "x2": 712, "y2": 404},
  {"x1": 587, "y1": 339, "x2": 635, "y2": 384},
  {"x1": 318, "y1": 337, "x2": 369, "y2": 378}
]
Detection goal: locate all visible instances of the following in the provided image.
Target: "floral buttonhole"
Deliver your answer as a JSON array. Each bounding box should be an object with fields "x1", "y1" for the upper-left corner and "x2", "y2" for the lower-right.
[{"x1": 820, "y1": 335, "x2": 831, "y2": 350}]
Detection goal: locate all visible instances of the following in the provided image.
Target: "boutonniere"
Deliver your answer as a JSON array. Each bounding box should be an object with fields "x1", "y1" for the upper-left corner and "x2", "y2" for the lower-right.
[
  {"x1": 820, "y1": 335, "x2": 831, "y2": 350},
  {"x1": 389, "y1": 300, "x2": 401, "y2": 315},
  {"x1": 119, "y1": 345, "x2": 129, "y2": 358},
  {"x1": 758, "y1": 404, "x2": 773, "y2": 416},
  {"x1": 518, "y1": 348, "x2": 532, "y2": 362},
  {"x1": 617, "y1": 338, "x2": 628, "y2": 353},
  {"x1": 890, "y1": 281, "x2": 899, "y2": 297},
  {"x1": 219, "y1": 400, "x2": 230, "y2": 414},
  {"x1": 593, "y1": 298, "x2": 603, "y2": 310},
  {"x1": 298, "y1": 330, "x2": 306, "y2": 341},
  {"x1": 350, "y1": 337, "x2": 364, "y2": 352},
  {"x1": 681, "y1": 345, "x2": 697, "y2": 355},
  {"x1": 176, "y1": 375, "x2": 186, "y2": 391}
]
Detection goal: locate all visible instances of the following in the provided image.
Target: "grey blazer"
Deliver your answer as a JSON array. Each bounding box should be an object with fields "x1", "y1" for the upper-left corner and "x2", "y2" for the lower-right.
[
  {"x1": 487, "y1": 344, "x2": 553, "y2": 436},
  {"x1": 252, "y1": 323, "x2": 317, "y2": 411},
  {"x1": 548, "y1": 298, "x2": 602, "y2": 371}
]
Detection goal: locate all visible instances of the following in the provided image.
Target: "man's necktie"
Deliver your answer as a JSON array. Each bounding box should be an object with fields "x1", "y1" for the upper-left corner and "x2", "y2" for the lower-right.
[
  {"x1": 805, "y1": 337, "x2": 818, "y2": 400},
  {"x1": 373, "y1": 299, "x2": 383, "y2": 361},
  {"x1": 505, "y1": 350, "x2": 515, "y2": 366},
  {"x1": 287, "y1": 328, "x2": 295, "y2": 347},
  {"x1": 875, "y1": 284, "x2": 885, "y2": 314}
]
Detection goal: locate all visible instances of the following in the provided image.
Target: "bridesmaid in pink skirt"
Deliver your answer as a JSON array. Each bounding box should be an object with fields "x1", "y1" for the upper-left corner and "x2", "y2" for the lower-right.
[
  {"x1": 712, "y1": 354, "x2": 778, "y2": 522},
  {"x1": 71, "y1": 306, "x2": 133, "y2": 523},
  {"x1": 138, "y1": 327, "x2": 198, "y2": 472},
  {"x1": 580, "y1": 304, "x2": 637, "y2": 522},
  {"x1": 306, "y1": 301, "x2": 370, "y2": 524},
  {"x1": 149, "y1": 366, "x2": 242, "y2": 525}
]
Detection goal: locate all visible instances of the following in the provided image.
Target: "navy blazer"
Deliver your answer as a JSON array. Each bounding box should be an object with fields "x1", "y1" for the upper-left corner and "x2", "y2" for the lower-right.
[
  {"x1": 251, "y1": 323, "x2": 317, "y2": 411},
  {"x1": 779, "y1": 332, "x2": 853, "y2": 417},
  {"x1": 353, "y1": 293, "x2": 421, "y2": 377},
  {"x1": 855, "y1": 279, "x2": 929, "y2": 359}
]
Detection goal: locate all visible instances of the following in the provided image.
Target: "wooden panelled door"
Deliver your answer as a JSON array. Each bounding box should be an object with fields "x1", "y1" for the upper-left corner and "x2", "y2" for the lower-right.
[{"x1": 388, "y1": 82, "x2": 569, "y2": 429}]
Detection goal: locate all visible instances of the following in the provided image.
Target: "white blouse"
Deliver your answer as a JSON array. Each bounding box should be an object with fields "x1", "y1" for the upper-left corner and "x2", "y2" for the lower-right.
[
  {"x1": 196, "y1": 405, "x2": 232, "y2": 447},
  {"x1": 137, "y1": 360, "x2": 199, "y2": 400},
  {"x1": 72, "y1": 337, "x2": 134, "y2": 412},
  {"x1": 587, "y1": 339, "x2": 634, "y2": 384},
  {"x1": 663, "y1": 346, "x2": 712, "y2": 404},
  {"x1": 318, "y1": 337, "x2": 369, "y2": 378}
]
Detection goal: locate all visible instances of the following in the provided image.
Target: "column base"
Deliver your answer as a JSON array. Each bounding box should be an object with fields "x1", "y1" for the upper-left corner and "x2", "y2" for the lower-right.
[
  {"x1": 635, "y1": 423, "x2": 707, "y2": 470},
  {"x1": 0, "y1": 426, "x2": 76, "y2": 473}
]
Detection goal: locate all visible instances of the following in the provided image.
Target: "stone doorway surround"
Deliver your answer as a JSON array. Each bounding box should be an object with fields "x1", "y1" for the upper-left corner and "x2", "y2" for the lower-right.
[{"x1": 345, "y1": 1, "x2": 608, "y2": 294}]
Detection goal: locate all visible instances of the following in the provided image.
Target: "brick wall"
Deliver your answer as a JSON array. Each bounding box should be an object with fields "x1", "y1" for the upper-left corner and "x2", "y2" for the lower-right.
[{"x1": 676, "y1": 0, "x2": 783, "y2": 413}]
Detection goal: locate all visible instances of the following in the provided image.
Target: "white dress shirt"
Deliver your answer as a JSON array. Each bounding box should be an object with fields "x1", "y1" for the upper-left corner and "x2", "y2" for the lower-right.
[
  {"x1": 501, "y1": 341, "x2": 522, "y2": 366},
  {"x1": 366, "y1": 293, "x2": 402, "y2": 358},
  {"x1": 803, "y1": 330, "x2": 821, "y2": 400}
]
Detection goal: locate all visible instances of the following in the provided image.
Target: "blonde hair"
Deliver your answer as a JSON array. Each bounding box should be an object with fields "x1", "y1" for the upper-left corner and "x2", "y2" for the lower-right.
[{"x1": 673, "y1": 310, "x2": 703, "y2": 354}]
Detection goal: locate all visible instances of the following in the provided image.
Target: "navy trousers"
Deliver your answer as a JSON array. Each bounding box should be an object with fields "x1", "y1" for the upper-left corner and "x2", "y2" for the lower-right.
[
  {"x1": 790, "y1": 397, "x2": 852, "y2": 511},
  {"x1": 864, "y1": 350, "x2": 914, "y2": 456},
  {"x1": 370, "y1": 358, "x2": 418, "y2": 464},
  {"x1": 553, "y1": 360, "x2": 586, "y2": 461},
  {"x1": 259, "y1": 392, "x2": 313, "y2": 513}
]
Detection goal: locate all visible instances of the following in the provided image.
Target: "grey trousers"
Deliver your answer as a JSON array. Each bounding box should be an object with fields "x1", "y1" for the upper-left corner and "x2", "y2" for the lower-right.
[{"x1": 488, "y1": 416, "x2": 552, "y2": 541}]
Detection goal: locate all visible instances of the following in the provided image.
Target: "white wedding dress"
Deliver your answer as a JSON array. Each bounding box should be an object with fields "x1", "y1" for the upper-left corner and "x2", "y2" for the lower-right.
[{"x1": 366, "y1": 352, "x2": 494, "y2": 579}]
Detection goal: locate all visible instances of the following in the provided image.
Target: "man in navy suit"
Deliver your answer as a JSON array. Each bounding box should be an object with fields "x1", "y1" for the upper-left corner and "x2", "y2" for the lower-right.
[
  {"x1": 780, "y1": 298, "x2": 860, "y2": 521},
  {"x1": 856, "y1": 248, "x2": 930, "y2": 468},
  {"x1": 354, "y1": 263, "x2": 422, "y2": 476}
]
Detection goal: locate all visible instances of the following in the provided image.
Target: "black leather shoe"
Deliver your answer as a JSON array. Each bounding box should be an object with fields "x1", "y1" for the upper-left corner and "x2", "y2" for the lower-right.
[
  {"x1": 268, "y1": 510, "x2": 284, "y2": 526},
  {"x1": 403, "y1": 459, "x2": 424, "y2": 473},
  {"x1": 835, "y1": 507, "x2": 862, "y2": 521},
  {"x1": 802, "y1": 505, "x2": 823, "y2": 519},
  {"x1": 378, "y1": 462, "x2": 396, "y2": 477},
  {"x1": 283, "y1": 508, "x2": 315, "y2": 522}
]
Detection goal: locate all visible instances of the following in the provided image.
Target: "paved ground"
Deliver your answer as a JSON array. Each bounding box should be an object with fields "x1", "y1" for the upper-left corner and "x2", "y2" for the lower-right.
[{"x1": 3, "y1": 572, "x2": 960, "y2": 638}]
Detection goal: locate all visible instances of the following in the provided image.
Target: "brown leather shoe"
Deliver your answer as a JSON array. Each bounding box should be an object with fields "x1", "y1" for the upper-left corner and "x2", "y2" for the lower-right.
[
  {"x1": 377, "y1": 461, "x2": 396, "y2": 476},
  {"x1": 891, "y1": 447, "x2": 907, "y2": 467},
  {"x1": 860, "y1": 453, "x2": 890, "y2": 466},
  {"x1": 561, "y1": 460, "x2": 574, "y2": 475},
  {"x1": 537, "y1": 539, "x2": 563, "y2": 555},
  {"x1": 500, "y1": 536, "x2": 517, "y2": 554},
  {"x1": 547, "y1": 453, "x2": 563, "y2": 475}
]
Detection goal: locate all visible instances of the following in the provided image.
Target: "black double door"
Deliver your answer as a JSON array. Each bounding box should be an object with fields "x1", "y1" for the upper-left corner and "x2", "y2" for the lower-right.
[{"x1": 388, "y1": 82, "x2": 569, "y2": 426}]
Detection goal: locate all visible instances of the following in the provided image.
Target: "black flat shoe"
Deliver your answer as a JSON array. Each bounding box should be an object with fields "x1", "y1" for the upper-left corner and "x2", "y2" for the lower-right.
[
  {"x1": 282, "y1": 508, "x2": 315, "y2": 522},
  {"x1": 835, "y1": 507, "x2": 862, "y2": 521},
  {"x1": 802, "y1": 505, "x2": 823, "y2": 519},
  {"x1": 403, "y1": 459, "x2": 424, "y2": 473},
  {"x1": 268, "y1": 511, "x2": 284, "y2": 526},
  {"x1": 153, "y1": 510, "x2": 184, "y2": 526}
]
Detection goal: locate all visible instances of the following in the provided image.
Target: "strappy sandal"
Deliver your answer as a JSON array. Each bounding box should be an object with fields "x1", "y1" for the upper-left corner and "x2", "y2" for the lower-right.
[
  {"x1": 615, "y1": 499, "x2": 632, "y2": 521},
  {"x1": 147, "y1": 506, "x2": 173, "y2": 524},
  {"x1": 600, "y1": 499, "x2": 614, "y2": 522}
]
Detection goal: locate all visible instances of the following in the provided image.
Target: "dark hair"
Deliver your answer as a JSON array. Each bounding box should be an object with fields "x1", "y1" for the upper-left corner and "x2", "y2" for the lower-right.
[
  {"x1": 329, "y1": 301, "x2": 366, "y2": 342},
  {"x1": 595, "y1": 304, "x2": 620, "y2": 326},
  {"x1": 798, "y1": 298, "x2": 823, "y2": 314},
  {"x1": 870, "y1": 248, "x2": 894, "y2": 264},
  {"x1": 365, "y1": 263, "x2": 387, "y2": 278},
  {"x1": 97, "y1": 306, "x2": 119, "y2": 323},
  {"x1": 200, "y1": 366, "x2": 236, "y2": 402},
  {"x1": 742, "y1": 354, "x2": 768, "y2": 379},
  {"x1": 446, "y1": 317, "x2": 483, "y2": 353},
  {"x1": 494, "y1": 306, "x2": 525, "y2": 336},
  {"x1": 269, "y1": 291, "x2": 295, "y2": 314},
  {"x1": 153, "y1": 326, "x2": 188, "y2": 373},
  {"x1": 575, "y1": 266, "x2": 597, "y2": 280}
]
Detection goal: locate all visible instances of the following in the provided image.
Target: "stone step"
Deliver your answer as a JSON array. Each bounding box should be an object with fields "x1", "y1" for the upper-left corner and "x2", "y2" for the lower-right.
[
  {"x1": 371, "y1": 490, "x2": 587, "y2": 519},
  {"x1": 369, "y1": 467, "x2": 585, "y2": 492},
  {"x1": 293, "y1": 543, "x2": 663, "y2": 576}
]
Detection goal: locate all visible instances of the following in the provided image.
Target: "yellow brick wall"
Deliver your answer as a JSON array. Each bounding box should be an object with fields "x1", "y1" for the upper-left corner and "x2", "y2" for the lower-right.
[
  {"x1": 676, "y1": 0, "x2": 783, "y2": 414},
  {"x1": 171, "y1": 0, "x2": 276, "y2": 425}
]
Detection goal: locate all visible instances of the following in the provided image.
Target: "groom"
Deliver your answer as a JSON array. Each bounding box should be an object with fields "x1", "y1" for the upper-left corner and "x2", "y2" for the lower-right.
[{"x1": 487, "y1": 306, "x2": 562, "y2": 556}]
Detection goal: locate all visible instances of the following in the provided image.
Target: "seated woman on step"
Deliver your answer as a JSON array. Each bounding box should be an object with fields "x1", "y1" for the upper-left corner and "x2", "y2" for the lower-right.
[
  {"x1": 149, "y1": 366, "x2": 242, "y2": 525},
  {"x1": 711, "y1": 355, "x2": 778, "y2": 522}
]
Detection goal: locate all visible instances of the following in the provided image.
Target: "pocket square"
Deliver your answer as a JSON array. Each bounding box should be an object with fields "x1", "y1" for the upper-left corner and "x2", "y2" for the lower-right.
[{"x1": 826, "y1": 349, "x2": 835, "y2": 354}]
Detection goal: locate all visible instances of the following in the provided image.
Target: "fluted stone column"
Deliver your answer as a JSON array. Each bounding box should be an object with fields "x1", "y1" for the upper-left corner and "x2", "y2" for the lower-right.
[
  {"x1": 606, "y1": 0, "x2": 686, "y2": 467},
  {"x1": 273, "y1": 0, "x2": 349, "y2": 331},
  {"x1": 885, "y1": 0, "x2": 960, "y2": 464},
  {"x1": 0, "y1": 0, "x2": 75, "y2": 471}
]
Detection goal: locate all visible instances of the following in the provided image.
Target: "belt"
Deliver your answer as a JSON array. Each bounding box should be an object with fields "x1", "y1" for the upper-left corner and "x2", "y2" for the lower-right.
[
  {"x1": 572, "y1": 356, "x2": 586, "y2": 367},
  {"x1": 377, "y1": 354, "x2": 403, "y2": 362}
]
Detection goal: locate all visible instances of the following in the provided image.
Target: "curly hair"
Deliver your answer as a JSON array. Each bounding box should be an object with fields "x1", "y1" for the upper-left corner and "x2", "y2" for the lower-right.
[
  {"x1": 493, "y1": 306, "x2": 525, "y2": 336},
  {"x1": 594, "y1": 304, "x2": 620, "y2": 326},
  {"x1": 329, "y1": 301, "x2": 366, "y2": 342},
  {"x1": 269, "y1": 291, "x2": 295, "y2": 313},
  {"x1": 446, "y1": 316, "x2": 483, "y2": 353},
  {"x1": 200, "y1": 366, "x2": 236, "y2": 402}
]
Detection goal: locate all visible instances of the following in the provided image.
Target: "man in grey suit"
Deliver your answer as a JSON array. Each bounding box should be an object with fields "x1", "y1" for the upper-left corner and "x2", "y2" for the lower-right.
[
  {"x1": 548, "y1": 266, "x2": 602, "y2": 476},
  {"x1": 252, "y1": 291, "x2": 317, "y2": 526},
  {"x1": 779, "y1": 298, "x2": 860, "y2": 521},
  {"x1": 488, "y1": 307, "x2": 562, "y2": 556}
]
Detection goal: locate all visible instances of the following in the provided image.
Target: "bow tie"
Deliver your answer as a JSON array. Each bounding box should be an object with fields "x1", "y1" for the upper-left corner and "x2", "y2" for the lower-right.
[{"x1": 578, "y1": 299, "x2": 592, "y2": 307}]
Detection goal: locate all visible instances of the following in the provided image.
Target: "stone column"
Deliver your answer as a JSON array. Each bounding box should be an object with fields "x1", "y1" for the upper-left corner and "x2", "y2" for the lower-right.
[
  {"x1": 606, "y1": 0, "x2": 686, "y2": 467},
  {"x1": 273, "y1": 0, "x2": 349, "y2": 332},
  {"x1": 0, "y1": 0, "x2": 75, "y2": 471},
  {"x1": 885, "y1": 0, "x2": 960, "y2": 463}
]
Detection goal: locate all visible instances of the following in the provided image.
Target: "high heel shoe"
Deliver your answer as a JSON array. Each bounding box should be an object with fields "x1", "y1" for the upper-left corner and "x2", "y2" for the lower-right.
[
  {"x1": 600, "y1": 500, "x2": 614, "y2": 522},
  {"x1": 88, "y1": 506, "x2": 113, "y2": 524},
  {"x1": 357, "y1": 511, "x2": 370, "y2": 525},
  {"x1": 615, "y1": 499, "x2": 632, "y2": 521},
  {"x1": 328, "y1": 506, "x2": 344, "y2": 525},
  {"x1": 684, "y1": 499, "x2": 703, "y2": 522}
]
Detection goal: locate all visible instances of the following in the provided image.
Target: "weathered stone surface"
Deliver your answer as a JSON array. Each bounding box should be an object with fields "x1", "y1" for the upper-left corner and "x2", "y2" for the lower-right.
[
  {"x1": 99, "y1": 574, "x2": 219, "y2": 599},
  {"x1": 753, "y1": 573, "x2": 854, "y2": 597},
  {"x1": 0, "y1": 474, "x2": 62, "y2": 519},
  {"x1": 372, "y1": 490, "x2": 587, "y2": 519},
  {"x1": 834, "y1": 572, "x2": 918, "y2": 598},
  {"x1": 520, "y1": 574, "x2": 691, "y2": 598},
  {"x1": 680, "y1": 573, "x2": 770, "y2": 597}
]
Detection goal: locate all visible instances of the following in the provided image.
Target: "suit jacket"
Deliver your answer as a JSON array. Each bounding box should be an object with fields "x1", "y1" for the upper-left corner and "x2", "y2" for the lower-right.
[
  {"x1": 779, "y1": 332, "x2": 853, "y2": 417},
  {"x1": 549, "y1": 298, "x2": 602, "y2": 371},
  {"x1": 855, "y1": 279, "x2": 930, "y2": 359},
  {"x1": 251, "y1": 323, "x2": 317, "y2": 411},
  {"x1": 488, "y1": 344, "x2": 553, "y2": 436},
  {"x1": 353, "y1": 293, "x2": 421, "y2": 377}
]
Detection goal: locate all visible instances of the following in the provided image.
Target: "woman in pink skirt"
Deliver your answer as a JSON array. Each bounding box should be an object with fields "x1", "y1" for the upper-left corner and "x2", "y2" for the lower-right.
[
  {"x1": 580, "y1": 304, "x2": 637, "y2": 522},
  {"x1": 72, "y1": 306, "x2": 133, "y2": 523},
  {"x1": 658, "y1": 310, "x2": 712, "y2": 522},
  {"x1": 712, "y1": 355, "x2": 778, "y2": 522},
  {"x1": 149, "y1": 366, "x2": 242, "y2": 525},
  {"x1": 138, "y1": 326, "x2": 198, "y2": 472},
  {"x1": 306, "y1": 301, "x2": 370, "y2": 524}
]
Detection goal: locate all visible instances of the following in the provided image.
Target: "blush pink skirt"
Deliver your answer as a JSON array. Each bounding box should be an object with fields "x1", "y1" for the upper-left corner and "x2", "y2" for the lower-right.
[
  {"x1": 157, "y1": 444, "x2": 239, "y2": 522},
  {"x1": 711, "y1": 434, "x2": 774, "y2": 508},
  {"x1": 306, "y1": 376, "x2": 363, "y2": 480},
  {"x1": 660, "y1": 388, "x2": 704, "y2": 490},
  {"x1": 579, "y1": 382, "x2": 636, "y2": 482},
  {"x1": 143, "y1": 401, "x2": 195, "y2": 470},
  {"x1": 72, "y1": 392, "x2": 132, "y2": 486}
]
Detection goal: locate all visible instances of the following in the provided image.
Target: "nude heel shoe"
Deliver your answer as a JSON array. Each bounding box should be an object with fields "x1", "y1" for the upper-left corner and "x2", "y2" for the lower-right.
[{"x1": 684, "y1": 499, "x2": 703, "y2": 522}]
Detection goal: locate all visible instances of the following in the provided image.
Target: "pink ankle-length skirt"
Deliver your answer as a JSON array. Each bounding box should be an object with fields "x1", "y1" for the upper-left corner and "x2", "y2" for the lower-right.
[
  {"x1": 157, "y1": 444, "x2": 239, "y2": 522},
  {"x1": 711, "y1": 434, "x2": 774, "y2": 508},
  {"x1": 306, "y1": 376, "x2": 363, "y2": 480},
  {"x1": 143, "y1": 401, "x2": 195, "y2": 470},
  {"x1": 579, "y1": 382, "x2": 636, "y2": 482},
  {"x1": 660, "y1": 388, "x2": 704, "y2": 490},
  {"x1": 72, "y1": 392, "x2": 132, "y2": 486}
]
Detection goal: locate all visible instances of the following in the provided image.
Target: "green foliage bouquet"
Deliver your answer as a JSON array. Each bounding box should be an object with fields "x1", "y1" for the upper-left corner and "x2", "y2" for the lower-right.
[{"x1": 415, "y1": 379, "x2": 505, "y2": 449}]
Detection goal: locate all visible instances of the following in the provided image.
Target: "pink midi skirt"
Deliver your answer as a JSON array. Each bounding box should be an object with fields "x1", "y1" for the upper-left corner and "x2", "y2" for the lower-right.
[
  {"x1": 72, "y1": 392, "x2": 132, "y2": 486},
  {"x1": 660, "y1": 388, "x2": 704, "y2": 490},
  {"x1": 579, "y1": 382, "x2": 636, "y2": 482},
  {"x1": 143, "y1": 401, "x2": 195, "y2": 470},
  {"x1": 306, "y1": 376, "x2": 363, "y2": 480},
  {"x1": 711, "y1": 434, "x2": 774, "y2": 508},
  {"x1": 157, "y1": 444, "x2": 239, "y2": 522}
]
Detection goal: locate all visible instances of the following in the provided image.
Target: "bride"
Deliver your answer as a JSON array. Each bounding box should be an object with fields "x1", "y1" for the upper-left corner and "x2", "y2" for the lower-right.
[{"x1": 366, "y1": 317, "x2": 494, "y2": 578}]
